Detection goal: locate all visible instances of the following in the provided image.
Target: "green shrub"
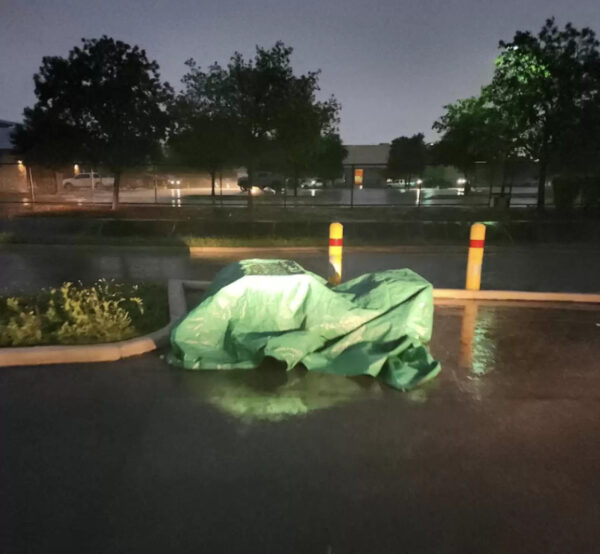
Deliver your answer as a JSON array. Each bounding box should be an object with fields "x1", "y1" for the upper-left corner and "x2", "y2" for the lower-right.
[{"x1": 0, "y1": 280, "x2": 168, "y2": 347}]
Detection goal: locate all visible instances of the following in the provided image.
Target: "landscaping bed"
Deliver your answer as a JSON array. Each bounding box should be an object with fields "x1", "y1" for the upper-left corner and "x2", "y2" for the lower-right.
[{"x1": 0, "y1": 280, "x2": 168, "y2": 347}]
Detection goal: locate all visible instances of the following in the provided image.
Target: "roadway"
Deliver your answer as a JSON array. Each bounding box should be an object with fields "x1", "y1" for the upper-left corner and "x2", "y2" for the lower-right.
[
  {"x1": 0, "y1": 244, "x2": 598, "y2": 294},
  {"x1": 2, "y1": 184, "x2": 545, "y2": 208}
]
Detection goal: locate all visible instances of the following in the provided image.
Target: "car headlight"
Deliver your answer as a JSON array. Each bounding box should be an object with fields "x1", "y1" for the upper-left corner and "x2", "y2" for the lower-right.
[
  {"x1": 168, "y1": 179, "x2": 174, "y2": 184},
  {"x1": 176, "y1": 180, "x2": 181, "y2": 185}
]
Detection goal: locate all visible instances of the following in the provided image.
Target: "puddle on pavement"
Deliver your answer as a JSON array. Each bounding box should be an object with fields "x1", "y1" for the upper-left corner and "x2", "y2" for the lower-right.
[{"x1": 435, "y1": 299, "x2": 600, "y2": 386}]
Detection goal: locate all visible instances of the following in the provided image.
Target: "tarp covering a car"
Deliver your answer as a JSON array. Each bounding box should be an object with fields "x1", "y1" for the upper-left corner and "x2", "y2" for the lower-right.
[{"x1": 169, "y1": 259, "x2": 441, "y2": 390}]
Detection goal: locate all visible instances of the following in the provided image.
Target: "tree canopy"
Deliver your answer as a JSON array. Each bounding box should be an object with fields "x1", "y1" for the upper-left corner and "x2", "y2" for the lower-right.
[
  {"x1": 386, "y1": 133, "x2": 428, "y2": 183},
  {"x1": 12, "y1": 36, "x2": 173, "y2": 209},
  {"x1": 488, "y1": 18, "x2": 600, "y2": 208},
  {"x1": 432, "y1": 92, "x2": 511, "y2": 193},
  {"x1": 432, "y1": 18, "x2": 600, "y2": 209},
  {"x1": 169, "y1": 60, "x2": 237, "y2": 196},
  {"x1": 176, "y1": 42, "x2": 342, "y2": 199},
  {"x1": 433, "y1": 18, "x2": 600, "y2": 209}
]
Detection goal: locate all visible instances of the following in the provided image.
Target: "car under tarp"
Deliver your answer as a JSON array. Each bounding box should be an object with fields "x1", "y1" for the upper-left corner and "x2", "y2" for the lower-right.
[{"x1": 169, "y1": 259, "x2": 441, "y2": 390}]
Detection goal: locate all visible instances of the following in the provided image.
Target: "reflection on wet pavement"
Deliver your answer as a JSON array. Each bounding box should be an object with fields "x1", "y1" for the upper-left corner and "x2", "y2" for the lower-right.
[
  {"x1": 179, "y1": 362, "x2": 383, "y2": 422},
  {"x1": 459, "y1": 301, "x2": 497, "y2": 375},
  {"x1": 433, "y1": 300, "x2": 600, "y2": 401}
]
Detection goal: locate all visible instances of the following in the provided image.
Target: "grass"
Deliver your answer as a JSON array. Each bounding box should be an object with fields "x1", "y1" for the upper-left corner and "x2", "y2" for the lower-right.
[
  {"x1": 183, "y1": 236, "x2": 325, "y2": 247},
  {"x1": 0, "y1": 280, "x2": 169, "y2": 347},
  {"x1": 0, "y1": 232, "x2": 329, "y2": 248}
]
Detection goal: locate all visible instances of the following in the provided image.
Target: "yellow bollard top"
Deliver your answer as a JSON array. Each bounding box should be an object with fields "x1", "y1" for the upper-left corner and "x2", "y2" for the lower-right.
[
  {"x1": 330, "y1": 222, "x2": 343, "y2": 239},
  {"x1": 470, "y1": 222, "x2": 486, "y2": 241}
]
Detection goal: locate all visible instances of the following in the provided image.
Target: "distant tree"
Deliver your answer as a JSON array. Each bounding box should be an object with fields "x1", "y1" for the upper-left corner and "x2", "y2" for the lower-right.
[
  {"x1": 12, "y1": 36, "x2": 173, "y2": 209},
  {"x1": 272, "y1": 74, "x2": 341, "y2": 195},
  {"x1": 313, "y1": 133, "x2": 347, "y2": 184},
  {"x1": 487, "y1": 18, "x2": 600, "y2": 209},
  {"x1": 432, "y1": 93, "x2": 510, "y2": 194},
  {"x1": 181, "y1": 42, "x2": 340, "y2": 203},
  {"x1": 169, "y1": 60, "x2": 238, "y2": 197},
  {"x1": 422, "y1": 165, "x2": 452, "y2": 188},
  {"x1": 386, "y1": 133, "x2": 428, "y2": 186}
]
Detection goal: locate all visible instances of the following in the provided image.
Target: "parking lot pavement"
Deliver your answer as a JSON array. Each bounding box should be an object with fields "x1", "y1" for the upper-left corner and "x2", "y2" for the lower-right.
[{"x1": 2, "y1": 301, "x2": 600, "y2": 553}]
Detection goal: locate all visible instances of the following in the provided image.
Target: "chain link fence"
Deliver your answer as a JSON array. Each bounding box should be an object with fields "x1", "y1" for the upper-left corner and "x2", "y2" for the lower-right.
[{"x1": 0, "y1": 161, "x2": 555, "y2": 209}]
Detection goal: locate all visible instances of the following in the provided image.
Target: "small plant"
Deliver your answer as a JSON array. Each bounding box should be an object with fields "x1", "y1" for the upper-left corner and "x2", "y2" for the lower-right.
[{"x1": 0, "y1": 280, "x2": 168, "y2": 347}]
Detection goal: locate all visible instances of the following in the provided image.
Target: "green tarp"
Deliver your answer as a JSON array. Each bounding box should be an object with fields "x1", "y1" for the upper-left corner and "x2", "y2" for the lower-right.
[{"x1": 169, "y1": 259, "x2": 441, "y2": 390}]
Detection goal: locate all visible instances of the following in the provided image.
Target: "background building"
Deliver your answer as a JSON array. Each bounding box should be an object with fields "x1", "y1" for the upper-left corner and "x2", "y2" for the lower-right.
[{"x1": 342, "y1": 144, "x2": 390, "y2": 188}]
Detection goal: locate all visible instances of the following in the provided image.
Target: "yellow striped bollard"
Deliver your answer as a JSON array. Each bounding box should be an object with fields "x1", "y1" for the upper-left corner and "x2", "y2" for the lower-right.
[
  {"x1": 465, "y1": 222, "x2": 486, "y2": 290},
  {"x1": 328, "y1": 222, "x2": 343, "y2": 285}
]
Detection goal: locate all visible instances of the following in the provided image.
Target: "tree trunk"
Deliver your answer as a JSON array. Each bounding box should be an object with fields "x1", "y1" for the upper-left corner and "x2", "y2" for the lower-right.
[
  {"x1": 536, "y1": 130, "x2": 550, "y2": 212},
  {"x1": 210, "y1": 170, "x2": 216, "y2": 197},
  {"x1": 461, "y1": 167, "x2": 470, "y2": 196},
  {"x1": 537, "y1": 157, "x2": 547, "y2": 212},
  {"x1": 112, "y1": 171, "x2": 121, "y2": 211},
  {"x1": 247, "y1": 165, "x2": 254, "y2": 209}
]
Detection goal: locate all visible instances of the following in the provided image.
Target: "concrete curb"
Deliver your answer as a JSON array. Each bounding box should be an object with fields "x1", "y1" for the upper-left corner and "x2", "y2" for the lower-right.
[
  {"x1": 433, "y1": 289, "x2": 600, "y2": 303},
  {"x1": 0, "y1": 280, "x2": 190, "y2": 368}
]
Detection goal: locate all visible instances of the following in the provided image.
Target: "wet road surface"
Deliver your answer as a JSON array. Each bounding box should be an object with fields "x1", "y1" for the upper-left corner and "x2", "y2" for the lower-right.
[
  {"x1": 4, "y1": 185, "x2": 541, "y2": 207},
  {"x1": 1, "y1": 244, "x2": 599, "y2": 294},
  {"x1": 2, "y1": 301, "x2": 600, "y2": 553}
]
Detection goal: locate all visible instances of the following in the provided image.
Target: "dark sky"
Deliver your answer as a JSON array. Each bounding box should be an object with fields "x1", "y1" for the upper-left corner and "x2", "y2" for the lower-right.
[{"x1": 2, "y1": 0, "x2": 600, "y2": 143}]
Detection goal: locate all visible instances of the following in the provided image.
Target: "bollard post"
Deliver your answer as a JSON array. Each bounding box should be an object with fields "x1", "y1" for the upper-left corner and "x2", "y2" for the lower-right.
[
  {"x1": 328, "y1": 222, "x2": 343, "y2": 285},
  {"x1": 465, "y1": 222, "x2": 486, "y2": 290}
]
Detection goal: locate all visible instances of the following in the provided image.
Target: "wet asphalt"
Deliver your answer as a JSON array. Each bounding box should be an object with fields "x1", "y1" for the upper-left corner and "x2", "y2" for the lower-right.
[
  {"x1": 2, "y1": 300, "x2": 600, "y2": 553},
  {"x1": 1, "y1": 244, "x2": 600, "y2": 294}
]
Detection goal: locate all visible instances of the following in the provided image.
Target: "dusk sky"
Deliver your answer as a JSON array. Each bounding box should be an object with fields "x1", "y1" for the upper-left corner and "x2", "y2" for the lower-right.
[{"x1": 2, "y1": 0, "x2": 600, "y2": 144}]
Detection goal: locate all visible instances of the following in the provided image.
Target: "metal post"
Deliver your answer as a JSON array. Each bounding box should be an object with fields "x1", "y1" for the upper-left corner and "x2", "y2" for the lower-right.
[
  {"x1": 91, "y1": 169, "x2": 95, "y2": 205},
  {"x1": 350, "y1": 164, "x2": 355, "y2": 208},
  {"x1": 28, "y1": 166, "x2": 35, "y2": 204},
  {"x1": 219, "y1": 171, "x2": 223, "y2": 207},
  {"x1": 328, "y1": 222, "x2": 343, "y2": 285},
  {"x1": 417, "y1": 178, "x2": 422, "y2": 208},
  {"x1": 154, "y1": 174, "x2": 158, "y2": 204},
  {"x1": 465, "y1": 222, "x2": 486, "y2": 290}
]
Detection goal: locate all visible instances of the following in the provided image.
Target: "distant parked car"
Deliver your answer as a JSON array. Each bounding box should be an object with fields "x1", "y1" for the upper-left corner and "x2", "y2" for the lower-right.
[
  {"x1": 238, "y1": 171, "x2": 286, "y2": 192},
  {"x1": 300, "y1": 178, "x2": 325, "y2": 189},
  {"x1": 165, "y1": 175, "x2": 185, "y2": 188},
  {"x1": 386, "y1": 178, "x2": 422, "y2": 189},
  {"x1": 62, "y1": 172, "x2": 114, "y2": 190}
]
